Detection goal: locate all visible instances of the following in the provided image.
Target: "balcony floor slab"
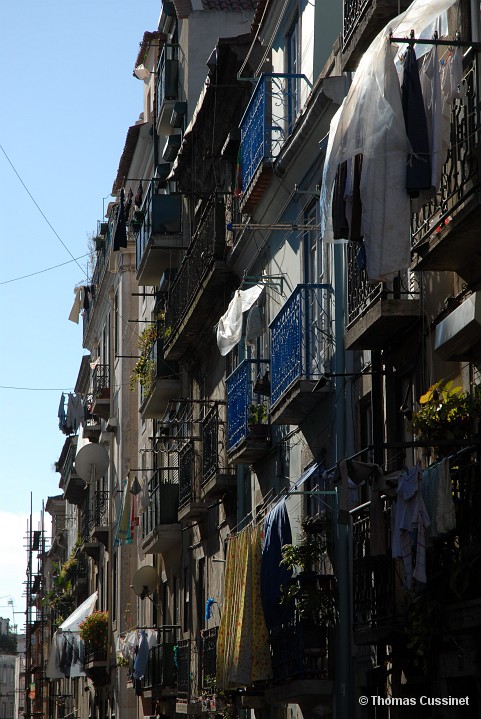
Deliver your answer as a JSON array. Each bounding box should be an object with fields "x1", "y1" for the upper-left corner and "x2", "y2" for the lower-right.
[
  {"x1": 270, "y1": 379, "x2": 330, "y2": 425},
  {"x1": 142, "y1": 523, "x2": 182, "y2": 555},
  {"x1": 345, "y1": 299, "x2": 420, "y2": 350}
]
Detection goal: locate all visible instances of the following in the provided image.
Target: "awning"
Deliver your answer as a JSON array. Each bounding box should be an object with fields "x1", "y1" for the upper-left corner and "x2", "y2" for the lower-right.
[{"x1": 46, "y1": 591, "x2": 98, "y2": 679}]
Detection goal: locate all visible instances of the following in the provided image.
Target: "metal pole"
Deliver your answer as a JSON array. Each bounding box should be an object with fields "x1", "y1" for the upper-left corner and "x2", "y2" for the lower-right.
[{"x1": 333, "y1": 241, "x2": 351, "y2": 719}]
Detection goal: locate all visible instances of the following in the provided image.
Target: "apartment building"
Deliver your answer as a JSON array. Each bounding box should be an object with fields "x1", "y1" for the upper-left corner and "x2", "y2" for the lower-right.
[{"x1": 24, "y1": 0, "x2": 481, "y2": 717}]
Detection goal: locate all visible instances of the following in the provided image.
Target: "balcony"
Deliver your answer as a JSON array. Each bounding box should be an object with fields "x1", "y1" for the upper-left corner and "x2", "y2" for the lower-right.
[
  {"x1": 139, "y1": 338, "x2": 181, "y2": 419},
  {"x1": 141, "y1": 468, "x2": 181, "y2": 556},
  {"x1": 344, "y1": 243, "x2": 420, "y2": 350},
  {"x1": 175, "y1": 639, "x2": 201, "y2": 715},
  {"x1": 83, "y1": 219, "x2": 113, "y2": 343},
  {"x1": 411, "y1": 54, "x2": 481, "y2": 285},
  {"x1": 143, "y1": 641, "x2": 177, "y2": 698},
  {"x1": 80, "y1": 495, "x2": 109, "y2": 562},
  {"x1": 266, "y1": 619, "x2": 333, "y2": 708},
  {"x1": 200, "y1": 626, "x2": 218, "y2": 691},
  {"x1": 62, "y1": 439, "x2": 86, "y2": 506},
  {"x1": 156, "y1": 44, "x2": 179, "y2": 135},
  {"x1": 164, "y1": 196, "x2": 236, "y2": 361},
  {"x1": 341, "y1": 0, "x2": 411, "y2": 71},
  {"x1": 178, "y1": 441, "x2": 207, "y2": 522},
  {"x1": 92, "y1": 364, "x2": 110, "y2": 420},
  {"x1": 135, "y1": 181, "x2": 184, "y2": 286},
  {"x1": 83, "y1": 642, "x2": 109, "y2": 685},
  {"x1": 351, "y1": 499, "x2": 397, "y2": 645},
  {"x1": 239, "y1": 74, "x2": 311, "y2": 211},
  {"x1": 226, "y1": 359, "x2": 270, "y2": 464},
  {"x1": 270, "y1": 284, "x2": 334, "y2": 425},
  {"x1": 201, "y1": 407, "x2": 235, "y2": 499},
  {"x1": 71, "y1": 556, "x2": 88, "y2": 598}
]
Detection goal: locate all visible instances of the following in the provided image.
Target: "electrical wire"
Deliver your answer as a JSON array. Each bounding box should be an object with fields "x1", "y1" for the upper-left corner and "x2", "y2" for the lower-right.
[
  {"x1": 0, "y1": 143, "x2": 87, "y2": 277},
  {"x1": 0, "y1": 254, "x2": 89, "y2": 285}
]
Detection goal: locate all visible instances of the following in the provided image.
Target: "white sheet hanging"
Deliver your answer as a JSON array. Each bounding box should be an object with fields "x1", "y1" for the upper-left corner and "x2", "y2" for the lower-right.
[
  {"x1": 216, "y1": 284, "x2": 264, "y2": 355},
  {"x1": 320, "y1": 0, "x2": 460, "y2": 282}
]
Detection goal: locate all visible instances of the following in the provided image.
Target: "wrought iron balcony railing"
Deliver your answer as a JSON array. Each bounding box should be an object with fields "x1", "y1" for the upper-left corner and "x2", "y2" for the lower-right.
[
  {"x1": 141, "y1": 467, "x2": 179, "y2": 540},
  {"x1": 80, "y1": 491, "x2": 109, "y2": 540},
  {"x1": 270, "y1": 617, "x2": 332, "y2": 681},
  {"x1": 176, "y1": 639, "x2": 191, "y2": 700},
  {"x1": 179, "y1": 442, "x2": 195, "y2": 510},
  {"x1": 93, "y1": 364, "x2": 110, "y2": 398},
  {"x1": 270, "y1": 284, "x2": 334, "y2": 406},
  {"x1": 351, "y1": 498, "x2": 395, "y2": 634},
  {"x1": 165, "y1": 195, "x2": 227, "y2": 339},
  {"x1": 343, "y1": 0, "x2": 372, "y2": 49},
  {"x1": 411, "y1": 52, "x2": 480, "y2": 253},
  {"x1": 83, "y1": 217, "x2": 114, "y2": 341},
  {"x1": 239, "y1": 74, "x2": 311, "y2": 195},
  {"x1": 226, "y1": 359, "x2": 270, "y2": 451},
  {"x1": 201, "y1": 627, "x2": 219, "y2": 691},
  {"x1": 201, "y1": 407, "x2": 230, "y2": 485},
  {"x1": 143, "y1": 641, "x2": 177, "y2": 691},
  {"x1": 346, "y1": 242, "x2": 420, "y2": 327}
]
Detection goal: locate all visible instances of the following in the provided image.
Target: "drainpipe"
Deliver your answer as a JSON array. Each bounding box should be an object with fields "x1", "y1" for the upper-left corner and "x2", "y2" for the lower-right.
[{"x1": 333, "y1": 241, "x2": 351, "y2": 719}]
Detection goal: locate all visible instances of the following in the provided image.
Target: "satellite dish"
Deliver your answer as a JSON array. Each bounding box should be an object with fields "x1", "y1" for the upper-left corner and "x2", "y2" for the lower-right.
[
  {"x1": 132, "y1": 566, "x2": 159, "y2": 600},
  {"x1": 75, "y1": 442, "x2": 109, "y2": 482}
]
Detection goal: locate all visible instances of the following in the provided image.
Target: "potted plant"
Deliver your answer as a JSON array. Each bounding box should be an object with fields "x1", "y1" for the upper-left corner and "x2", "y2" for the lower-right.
[
  {"x1": 280, "y1": 523, "x2": 337, "y2": 648},
  {"x1": 410, "y1": 379, "x2": 481, "y2": 444},
  {"x1": 79, "y1": 610, "x2": 109, "y2": 659},
  {"x1": 247, "y1": 402, "x2": 268, "y2": 437}
]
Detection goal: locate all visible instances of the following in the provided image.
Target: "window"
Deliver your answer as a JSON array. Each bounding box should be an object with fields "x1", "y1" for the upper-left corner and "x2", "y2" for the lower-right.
[{"x1": 286, "y1": 14, "x2": 300, "y2": 131}]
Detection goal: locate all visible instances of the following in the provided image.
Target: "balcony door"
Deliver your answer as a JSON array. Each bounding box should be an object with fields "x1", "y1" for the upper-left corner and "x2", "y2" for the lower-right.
[
  {"x1": 286, "y1": 14, "x2": 300, "y2": 133},
  {"x1": 304, "y1": 204, "x2": 328, "y2": 377}
]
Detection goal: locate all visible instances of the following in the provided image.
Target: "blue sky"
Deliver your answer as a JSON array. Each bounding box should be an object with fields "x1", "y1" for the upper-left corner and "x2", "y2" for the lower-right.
[{"x1": 0, "y1": 1, "x2": 160, "y2": 630}]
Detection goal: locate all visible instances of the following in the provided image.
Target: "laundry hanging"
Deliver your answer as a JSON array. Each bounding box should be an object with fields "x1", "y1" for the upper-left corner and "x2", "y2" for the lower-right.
[
  {"x1": 216, "y1": 524, "x2": 272, "y2": 689},
  {"x1": 319, "y1": 0, "x2": 461, "y2": 283},
  {"x1": 216, "y1": 284, "x2": 264, "y2": 356}
]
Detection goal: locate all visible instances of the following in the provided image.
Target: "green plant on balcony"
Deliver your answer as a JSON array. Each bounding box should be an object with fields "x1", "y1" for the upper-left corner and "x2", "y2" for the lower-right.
[
  {"x1": 410, "y1": 379, "x2": 481, "y2": 443},
  {"x1": 280, "y1": 525, "x2": 337, "y2": 630},
  {"x1": 130, "y1": 313, "x2": 169, "y2": 394},
  {"x1": 247, "y1": 402, "x2": 268, "y2": 437},
  {"x1": 79, "y1": 610, "x2": 109, "y2": 653}
]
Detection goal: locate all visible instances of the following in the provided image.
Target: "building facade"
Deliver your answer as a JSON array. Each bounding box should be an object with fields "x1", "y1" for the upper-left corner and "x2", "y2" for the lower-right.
[{"x1": 25, "y1": 0, "x2": 481, "y2": 717}]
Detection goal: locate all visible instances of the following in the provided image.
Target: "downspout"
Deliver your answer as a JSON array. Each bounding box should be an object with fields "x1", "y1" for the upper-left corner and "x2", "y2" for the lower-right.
[{"x1": 333, "y1": 241, "x2": 351, "y2": 719}]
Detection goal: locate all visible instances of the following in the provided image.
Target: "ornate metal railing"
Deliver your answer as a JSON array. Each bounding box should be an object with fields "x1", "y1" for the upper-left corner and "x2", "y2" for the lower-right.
[
  {"x1": 144, "y1": 641, "x2": 177, "y2": 690},
  {"x1": 351, "y1": 499, "x2": 395, "y2": 633},
  {"x1": 80, "y1": 492, "x2": 108, "y2": 539},
  {"x1": 270, "y1": 284, "x2": 334, "y2": 405},
  {"x1": 270, "y1": 618, "x2": 332, "y2": 680},
  {"x1": 201, "y1": 626, "x2": 218, "y2": 690},
  {"x1": 83, "y1": 216, "x2": 114, "y2": 341},
  {"x1": 141, "y1": 467, "x2": 179, "y2": 539},
  {"x1": 165, "y1": 195, "x2": 226, "y2": 338},
  {"x1": 176, "y1": 639, "x2": 191, "y2": 700},
  {"x1": 201, "y1": 407, "x2": 230, "y2": 484},
  {"x1": 93, "y1": 364, "x2": 110, "y2": 397},
  {"x1": 346, "y1": 243, "x2": 420, "y2": 326},
  {"x1": 179, "y1": 442, "x2": 195, "y2": 509},
  {"x1": 226, "y1": 359, "x2": 270, "y2": 450},
  {"x1": 239, "y1": 73, "x2": 311, "y2": 194},
  {"x1": 343, "y1": 0, "x2": 372, "y2": 49},
  {"x1": 411, "y1": 53, "x2": 480, "y2": 252}
]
